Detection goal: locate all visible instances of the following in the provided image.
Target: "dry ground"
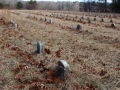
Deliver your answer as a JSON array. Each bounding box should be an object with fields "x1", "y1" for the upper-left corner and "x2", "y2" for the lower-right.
[{"x1": 0, "y1": 10, "x2": 120, "y2": 90}]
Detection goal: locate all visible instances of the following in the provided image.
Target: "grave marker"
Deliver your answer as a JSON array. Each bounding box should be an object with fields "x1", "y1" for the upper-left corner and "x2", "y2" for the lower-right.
[
  {"x1": 45, "y1": 18, "x2": 47, "y2": 22},
  {"x1": 111, "y1": 23, "x2": 115, "y2": 27},
  {"x1": 14, "y1": 24, "x2": 18, "y2": 30},
  {"x1": 81, "y1": 16, "x2": 84, "y2": 19},
  {"x1": 50, "y1": 19, "x2": 52, "y2": 23},
  {"x1": 73, "y1": 18, "x2": 75, "y2": 21},
  {"x1": 101, "y1": 18, "x2": 104, "y2": 22},
  {"x1": 94, "y1": 17, "x2": 96, "y2": 21},
  {"x1": 87, "y1": 17, "x2": 89, "y2": 20},
  {"x1": 37, "y1": 41, "x2": 44, "y2": 54},
  {"x1": 80, "y1": 18, "x2": 82, "y2": 22},
  {"x1": 40, "y1": 18, "x2": 42, "y2": 20},
  {"x1": 10, "y1": 20, "x2": 14, "y2": 27},
  {"x1": 57, "y1": 60, "x2": 69, "y2": 77},
  {"x1": 77, "y1": 24, "x2": 81, "y2": 30},
  {"x1": 88, "y1": 19, "x2": 91, "y2": 23},
  {"x1": 110, "y1": 19, "x2": 113, "y2": 23}
]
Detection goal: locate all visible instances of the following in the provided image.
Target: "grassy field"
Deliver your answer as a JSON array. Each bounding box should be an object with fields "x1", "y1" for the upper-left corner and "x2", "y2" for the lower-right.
[{"x1": 0, "y1": 10, "x2": 120, "y2": 90}]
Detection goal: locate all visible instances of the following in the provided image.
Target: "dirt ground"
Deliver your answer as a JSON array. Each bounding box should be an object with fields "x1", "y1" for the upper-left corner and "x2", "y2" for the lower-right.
[{"x1": 0, "y1": 10, "x2": 120, "y2": 90}]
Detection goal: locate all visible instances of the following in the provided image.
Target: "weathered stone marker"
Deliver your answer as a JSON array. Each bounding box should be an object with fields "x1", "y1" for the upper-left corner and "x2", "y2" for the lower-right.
[
  {"x1": 87, "y1": 17, "x2": 89, "y2": 20},
  {"x1": 57, "y1": 60, "x2": 69, "y2": 77},
  {"x1": 77, "y1": 24, "x2": 81, "y2": 30},
  {"x1": 110, "y1": 19, "x2": 113, "y2": 23},
  {"x1": 80, "y1": 18, "x2": 82, "y2": 22},
  {"x1": 94, "y1": 17, "x2": 96, "y2": 21},
  {"x1": 88, "y1": 19, "x2": 91, "y2": 23},
  {"x1": 81, "y1": 16, "x2": 84, "y2": 19},
  {"x1": 50, "y1": 19, "x2": 52, "y2": 23},
  {"x1": 10, "y1": 20, "x2": 14, "y2": 27},
  {"x1": 37, "y1": 41, "x2": 44, "y2": 54},
  {"x1": 111, "y1": 23, "x2": 115, "y2": 27},
  {"x1": 101, "y1": 18, "x2": 104, "y2": 22},
  {"x1": 73, "y1": 18, "x2": 75, "y2": 21},
  {"x1": 14, "y1": 24, "x2": 18, "y2": 30},
  {"x1": 45, "y1": 18, "x2": 47, "y2": 22},
  {"x1": 40, "y1": 18, "x2": 42, "y2": 20}
]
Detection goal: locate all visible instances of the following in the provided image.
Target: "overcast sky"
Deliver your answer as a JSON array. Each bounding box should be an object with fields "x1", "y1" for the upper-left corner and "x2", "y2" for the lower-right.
[
  {"x1": 22, "y1": 0, "x2": 112, "y2": 2},
  {"x1": 22, "y1": 0, "x2": 82, "y2": 1}
]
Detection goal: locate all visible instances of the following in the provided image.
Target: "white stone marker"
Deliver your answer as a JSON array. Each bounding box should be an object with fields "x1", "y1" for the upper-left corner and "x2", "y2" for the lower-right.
[
  {"x1": 10, "y1": 20, "x2": 14, "y2": 27},
  {"x1": 14, "y1": 24, "x2": 18, "y2": 30},
  {"x1": 37, "y1": 41, "x2": 44, "y2": 54}
]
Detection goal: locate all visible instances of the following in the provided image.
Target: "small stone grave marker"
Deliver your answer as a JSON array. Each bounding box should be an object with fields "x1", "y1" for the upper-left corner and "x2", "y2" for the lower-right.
[
  {"x1": 88, "y1": 19, "x2": 91, "y2": 23},
  {"x1": 110, "y1": 19, "x2": 113, "y2": 23},
  {"x1": 94, "y1": 17, "x2": 96, "y2": 21},
  {"x1": 80, "y1": 18, "x2": 82, "y2": 22},
  {"x1": 37, "y1": 41, "x2": 44, "y2": 54},
  {"x1": 77, "y1": 24, "x2": 81, "y2": 30},
  {"x1": 45, "y1": 18, "x2": 47, "y2": 22},
  {"x1": 101, "y1": 18, "x2": 104, "y2": 22},
  {"x1": 14, "y1": 24, "x2": 18, "y2": 30},
  {"x1": 10, "y1": 20, "x2": 14, "y2": 27},
  {"x1": 40, "y1": 18, "x2": 42, "y2": 20},
  {"x1": 50, "y1": 19, "x2": 52, "y2": 23},
  {"x1": 57, "y1": 60, "x2": 69, "y2": 77},
  {"x1": 73, "y1": 18, "x2": 75, "y2": 21},
  {"x1": 81, "y1": 16, "x2": 84, "y2": 19},
  {"x1": 87, "y1": 17, "x2": 89, "y2": 20},
  {"x1": 111, "y1": 23, "x2": 115, "y2": 27}
]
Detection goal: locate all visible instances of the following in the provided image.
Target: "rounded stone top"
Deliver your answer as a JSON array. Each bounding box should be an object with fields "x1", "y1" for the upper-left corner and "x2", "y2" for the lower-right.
[{"x1": 58, "y1": 60, "x2": 69, "y2": 69}]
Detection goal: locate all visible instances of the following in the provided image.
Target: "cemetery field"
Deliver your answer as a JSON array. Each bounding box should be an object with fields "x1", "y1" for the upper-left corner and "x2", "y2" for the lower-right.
[{"x1": 0, "y1": 10, "x2": 120, "y2": 90}]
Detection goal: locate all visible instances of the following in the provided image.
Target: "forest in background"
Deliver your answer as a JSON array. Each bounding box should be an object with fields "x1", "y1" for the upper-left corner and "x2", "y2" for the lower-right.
[{"x1": 0, "y1": 0, "x2": 119, "y2": 13}]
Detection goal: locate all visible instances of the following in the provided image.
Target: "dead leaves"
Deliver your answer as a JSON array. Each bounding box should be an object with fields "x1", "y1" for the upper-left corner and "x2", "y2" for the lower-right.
[
  {"x1": 11, "y1": 47, "x2": 24, "y2": 56},
  {"x1": 1, "y1": 43, "x2": 11, "y2": 49},
  {"x1": 24, "y1": 54, "x2": 36, "y2": 65},
  {"x1": 0, "y1": 18, "x2": 10, "y2": 27},
  {"x1": 14, "y1": 65, "x2": 26, "y2": 74},
  {"x1": 81, "y1": 82, "x2": 95, "y2": 90},
  {"x1": 15, "y1": 73, "x2": 23, "y2": 82},
  {"x1": 45, "y1": 74, "x2": 61, "y2": 83},
  {"x1": 13, "y1": 84, "x2": 25, "y2": 89},
  {"x1": 44, "y1": 48, "x2": 51, "y2": 54},
  {"x1": 99, "y1": 69, "x2": 107, "y2": 76},
  {"x1": 55, "y1": 49, "x2": 61, "y2": 58},
  {"x1": 113, "y1": 43, "x2": 119, "y2": 48},
  {"x1": 48, "y1": 70, "x2": 54, "y2": 76}
]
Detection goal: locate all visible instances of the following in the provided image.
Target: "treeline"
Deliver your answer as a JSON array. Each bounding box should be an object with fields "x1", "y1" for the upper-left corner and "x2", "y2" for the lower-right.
[
  {"x1": 0, "y1": 0, "x2": 79, "y2": 11},
  {"x1": 0, "y1": 0, "x2": 119, "y2": 13}
]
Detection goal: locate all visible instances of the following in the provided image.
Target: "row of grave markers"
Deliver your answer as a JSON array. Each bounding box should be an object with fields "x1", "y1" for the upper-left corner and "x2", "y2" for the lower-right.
[
  {"x1": 26, "y1": 11, "x2": 116, "y2": 28},
  {"x1": 27, "y1": 15, "x2": 53, "y2": 24},
  {"x1": 49, "y1": 13, "x2": 116, "y2": 27},
  {"x1": 40, "y1": 17, "x2": 52, "y2": 23},
  {"x1": 50, "y1": 13, "x2": 115, "y2": 23}
]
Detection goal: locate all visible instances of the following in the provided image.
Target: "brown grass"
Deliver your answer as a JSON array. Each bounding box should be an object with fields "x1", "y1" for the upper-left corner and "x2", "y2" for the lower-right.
[
  {"x1": 1, "y1": 9, "x2": 11, "y2": 23},
  {"x1": 0, "y1": 10, "x2": 120, "y2": 90}
]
